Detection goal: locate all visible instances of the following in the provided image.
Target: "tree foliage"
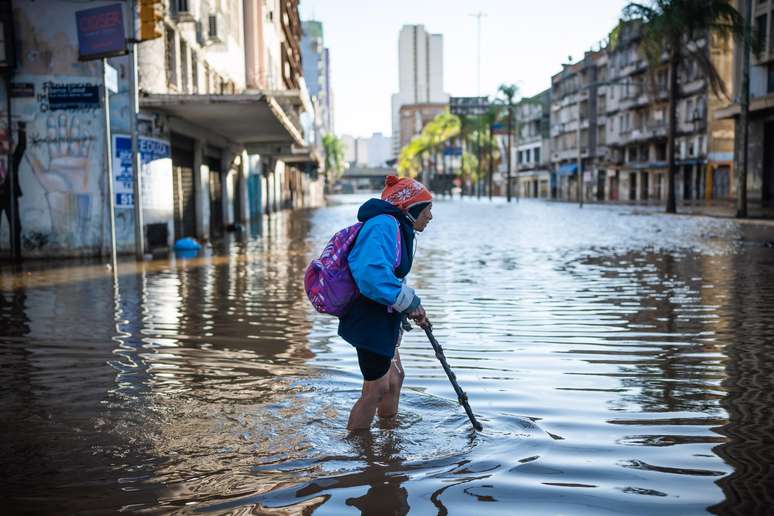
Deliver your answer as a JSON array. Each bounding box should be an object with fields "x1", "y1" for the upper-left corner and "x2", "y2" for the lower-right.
[
  {"x1": 622, "y1": 0, "x2": 747, "y2": 98},
  {"x1": 322, "y1": 133, "x2": 346, "y2": 180},
  {"x1": 397, "y1": 111, "x2": 461, "y2": 177}
]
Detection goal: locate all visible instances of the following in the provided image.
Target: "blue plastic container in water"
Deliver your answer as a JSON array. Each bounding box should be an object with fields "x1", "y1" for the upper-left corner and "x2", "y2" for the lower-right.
[{"x1": 174, "y1": 237, "x2": 202, "y2": 251}]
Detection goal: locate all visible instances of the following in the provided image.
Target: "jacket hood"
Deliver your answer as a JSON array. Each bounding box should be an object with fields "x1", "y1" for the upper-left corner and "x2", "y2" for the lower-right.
[{"x1": 357, "y1": 198, "x2": 405, "y2": 222}]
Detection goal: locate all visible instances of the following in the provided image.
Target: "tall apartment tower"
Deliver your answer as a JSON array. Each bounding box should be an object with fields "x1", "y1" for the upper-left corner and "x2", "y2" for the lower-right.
[
  {"x1": 391, "y1": 25, "x2": 447, "y2": 157},
  {"x1": 301, "y1": 20, "x2": 333, "y2": 136}
]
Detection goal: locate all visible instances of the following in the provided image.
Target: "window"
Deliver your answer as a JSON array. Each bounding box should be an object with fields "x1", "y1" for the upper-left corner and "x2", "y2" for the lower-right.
[
  {"x1": 191, "y1": 51, "x2": 199, "y2": 93},
  {"x1": 517, "y1": 151, "x2": 523, "y2": 164},
  {"x1": 657, "y1": 70, "x2": 667, "y2": 92},
  {"x1": 767, "y1": 62, "x2": 774, "y2": 93},
  {"x1": 534, "y1": 147, "x2": 541, "y2": 164},
  {"x1": 655, "y1": 143, "x2": 666, "y2": 161},
  {"x1": 180, "y1": 40, "x2": 189, "y2": 93},
  {"x1": 165, "y1": 26, "x2": 177, "y2": 88},
  {"x1": 174, "y1": 0, "x2": 190, "y2": 14},
  {"x1": 685, "y1": 99, "x2": 694, "y2": 123},
  {"x1": 757, "y1": 14, "x2": 768, "y2": 51}
]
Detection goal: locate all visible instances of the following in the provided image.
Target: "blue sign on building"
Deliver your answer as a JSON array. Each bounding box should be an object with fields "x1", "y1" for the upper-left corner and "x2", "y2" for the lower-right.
[
  {"x1": 113, "y1": 135, "x2": 171, "y2": 209},
  {"x1": 75, "y1": 4, "x2": 127, "y2": 61}
]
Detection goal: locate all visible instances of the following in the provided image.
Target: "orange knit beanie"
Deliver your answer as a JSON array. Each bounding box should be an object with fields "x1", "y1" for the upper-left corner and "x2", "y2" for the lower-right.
[{"x1": 380, "y1": 176, "x2": 432, "y2": 211}]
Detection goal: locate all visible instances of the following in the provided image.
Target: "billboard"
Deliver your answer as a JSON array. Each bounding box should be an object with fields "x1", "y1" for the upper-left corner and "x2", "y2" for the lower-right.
[{"x1": 76, "y1": 4, "x2": 127, "y2": 61}]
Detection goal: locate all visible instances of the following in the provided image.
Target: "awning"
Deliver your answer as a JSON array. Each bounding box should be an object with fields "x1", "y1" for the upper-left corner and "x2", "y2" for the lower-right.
[
  {"x1": 555, "y1": 163, "x2": 577, "y2": 176},
  {"x1": 140, "y1": 92, "x2": 305, "y2": 151}
]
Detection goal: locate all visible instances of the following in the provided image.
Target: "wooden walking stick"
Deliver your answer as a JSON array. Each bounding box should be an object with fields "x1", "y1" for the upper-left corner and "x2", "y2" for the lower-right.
[{"x1": 403, "y1": 317, "x2": 483, "y2": 431}]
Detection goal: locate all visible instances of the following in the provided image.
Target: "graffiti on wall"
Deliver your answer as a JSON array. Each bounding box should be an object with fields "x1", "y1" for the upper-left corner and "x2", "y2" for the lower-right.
[
  {"x1": 0, "y1": 3, "x2": 108, "y2": 255},
  {"x1": 0, "y1": 75, "x2": 105, "y2": 253},
  {"x1": 25, "y1": 113, "x2": 101, "y2": 247}
]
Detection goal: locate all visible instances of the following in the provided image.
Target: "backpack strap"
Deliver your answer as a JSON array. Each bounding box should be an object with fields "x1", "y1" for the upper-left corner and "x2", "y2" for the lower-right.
[{"x1": 393, "y1": 215, "x2": 402, "y2": 269}]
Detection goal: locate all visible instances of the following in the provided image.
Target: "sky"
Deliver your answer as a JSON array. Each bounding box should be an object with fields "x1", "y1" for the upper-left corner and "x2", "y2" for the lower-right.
[{"x1": 299, "y1": 0, "x2": 630, "y2": 138}]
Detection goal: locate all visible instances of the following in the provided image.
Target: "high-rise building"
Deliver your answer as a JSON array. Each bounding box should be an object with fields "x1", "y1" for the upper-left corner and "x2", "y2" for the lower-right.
[
  {"x1": 301, "y1": 20, "x2": 333, "y2": 137},
  {"x1": 366, "y1": 133, "x2": 393, "y2": 167},
  {"x1": 391, "y1": 25, "x2": 447, "y2": 157}
]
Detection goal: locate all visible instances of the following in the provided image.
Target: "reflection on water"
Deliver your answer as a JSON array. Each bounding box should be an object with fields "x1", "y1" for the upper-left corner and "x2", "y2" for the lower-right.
[{"x1": 2, "y1": 196, "x2": 774, "y2": 514}]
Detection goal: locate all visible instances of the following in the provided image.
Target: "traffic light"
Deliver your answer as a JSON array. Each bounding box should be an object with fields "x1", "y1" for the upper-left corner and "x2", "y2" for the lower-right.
[{"x1": 139, "y1": 0, "x2": 163, "y2": 41}]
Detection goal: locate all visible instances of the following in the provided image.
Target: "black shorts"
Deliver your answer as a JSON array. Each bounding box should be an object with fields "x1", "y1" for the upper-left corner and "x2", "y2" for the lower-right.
[{"x1": 356, "y1": 347, "x2": 392, "y2": 381}]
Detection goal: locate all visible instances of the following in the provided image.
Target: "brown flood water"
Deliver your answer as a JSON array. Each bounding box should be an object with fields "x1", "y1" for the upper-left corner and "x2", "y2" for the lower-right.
[{"x1": 1, "y1": 195, "x2": 774, "y2": 515}]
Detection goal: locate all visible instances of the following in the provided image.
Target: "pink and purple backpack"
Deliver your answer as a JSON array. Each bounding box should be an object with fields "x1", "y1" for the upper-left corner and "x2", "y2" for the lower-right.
[{"x1": 305, "y1": 218, "x2": 401, "y2": 317}]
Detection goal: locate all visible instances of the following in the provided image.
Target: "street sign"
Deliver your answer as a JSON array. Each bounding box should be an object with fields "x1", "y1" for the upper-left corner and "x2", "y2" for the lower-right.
[
  {"x1": 104, "y1": 62, "x2": 118, "y2": 93},
  {"x1": 443, "y1": 146, "x2": 463, "y2": 156},
  {"x1": 449, "y1": 96, "x2": 489, "y2": 116},
  {"x1": 47, "y1": 83, "x2": 100, "y2": 111},
  {"x1": 76, "y1": 4, "x2": 127, "y2": 61}
]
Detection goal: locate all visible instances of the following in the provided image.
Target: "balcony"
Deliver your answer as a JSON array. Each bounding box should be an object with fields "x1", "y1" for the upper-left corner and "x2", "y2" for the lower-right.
[{"x1": 618, "y1": 94, "x2": 649, "y2": 112}]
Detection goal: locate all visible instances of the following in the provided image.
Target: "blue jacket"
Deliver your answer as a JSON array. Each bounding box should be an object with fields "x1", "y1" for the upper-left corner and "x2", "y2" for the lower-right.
[{"x1": 338, "y1": 199, "x2": 420, "y2": 357}]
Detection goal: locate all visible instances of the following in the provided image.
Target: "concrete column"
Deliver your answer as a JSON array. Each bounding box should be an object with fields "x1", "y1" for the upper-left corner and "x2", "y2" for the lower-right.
[
  {"x1": 222, "y1": 152, "x2": 234, "y2": 226},
  {"x1": 238, "y1": 150, "x2": 249, "y2": 223},
  {"x1": 193, "y1": 139, "x2": 211, "y2": 239}
]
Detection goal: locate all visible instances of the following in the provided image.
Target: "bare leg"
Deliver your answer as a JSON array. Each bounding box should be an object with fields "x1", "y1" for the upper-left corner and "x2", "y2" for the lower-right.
[
  {"x1": 378, "y1": 350, "x2": 405, "y2": 418},
  {"x1": 347, "y1": 373, "x2": 391, "y2": 431}
]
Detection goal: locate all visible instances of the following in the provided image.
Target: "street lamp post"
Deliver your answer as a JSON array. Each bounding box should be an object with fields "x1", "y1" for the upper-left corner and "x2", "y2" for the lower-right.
[
  {"x1": 476, "y1": 119, "x2": 482, "y2": 199},
  {"x1": 577, "y1": 103, "x2": 584, "y2": 208},
  {"x1": 488, "y1": 120, "x2": 494, "y2": 200},
  {"x1": 507, "y1": 103, "x2": 513, "y2": 202}
]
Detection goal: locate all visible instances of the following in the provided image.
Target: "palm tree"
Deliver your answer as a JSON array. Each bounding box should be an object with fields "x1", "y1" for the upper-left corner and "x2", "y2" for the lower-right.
[
  {"x1": 477, "y1": 105, "x2": 506, "y2": 199},
  {"x1": 622, "y1": 0, "x2": 746, "y2": 214},
  {"x1": 397, "y1": 112, "x2": 461, "y2": 188},
  {"x1": 497, "y1": 84, "x2": 520, "y2": 202},
  {"x1": 322, "y1": 133, "x2": 346, "y2": 184}
]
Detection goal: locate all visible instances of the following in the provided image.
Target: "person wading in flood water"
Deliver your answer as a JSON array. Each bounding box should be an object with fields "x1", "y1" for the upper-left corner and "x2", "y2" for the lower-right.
[{"x1": 340, "y1": 176, "x2": 433, "y2": 431}]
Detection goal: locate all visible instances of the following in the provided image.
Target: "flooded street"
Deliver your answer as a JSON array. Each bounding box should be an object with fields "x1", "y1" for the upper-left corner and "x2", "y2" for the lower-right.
[{"x1": 2, "y1": 195, "x2": 774, "y2": 515}]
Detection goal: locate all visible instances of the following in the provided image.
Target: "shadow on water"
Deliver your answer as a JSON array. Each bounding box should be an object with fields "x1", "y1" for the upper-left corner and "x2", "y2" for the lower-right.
[{"x1": 2, "y1": 197, "x2": 774, "y2": 514}]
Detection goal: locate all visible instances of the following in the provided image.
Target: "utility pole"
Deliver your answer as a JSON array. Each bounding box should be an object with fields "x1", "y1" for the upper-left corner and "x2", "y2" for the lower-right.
[
  {"x1": 469, "y1": 11, "x2": 486, "y2": 98},
  {"x1": 129, "y1": 0, "x2": 145, "y2": 258},
  {"x1": 460, "y1": 117, "x2": 466, "y2": 198},
  {"x1": 469, "y1": 12, "x2": 485, "y2": 201},
  {"x1": 476, "y1": 119, "x2": 482, "y2": 199},
  {"x1": 488, "y1": 120, "x2": 494, "y2": 200},
  {"x1": 507, "y1": 102, "x2": 513, "y2": 203},
  {"x1": 577, "y1": 95, "x2": 584, "y2": 208},
  {"x1": 514, "y1": 107, "x2": 520, "y2": 202},
  {"x1": 103, "y1": 58, "x2": 118, "y2": 272},
  {"x1": 737, "y1": 0, "x2": 751, "y2": 218}
]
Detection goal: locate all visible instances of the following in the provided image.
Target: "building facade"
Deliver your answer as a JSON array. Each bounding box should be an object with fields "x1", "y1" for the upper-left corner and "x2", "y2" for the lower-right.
[
  {"x1": 546, "y1": 22, "x2": 734, "y2": 205},
  {"x1": 398, "y1": 102, "x2": 446, "y2": 153},
  {"x1": 301, "y1": 20, "x2": 333, "y2": 141},
  {"x1": 390, "y1": 24, "x2": 447, "y2": 158},
  {"x1": 602, "y1": 22, "x2": 734, "y2": 204},
  {"x1": 550, "y1": 49, "x2": 607, "y2": 201},
  {"x1": 514, "y1": 89, "x2": 552, "y2": 198},
  {"x1": 717, "y1": 0, "x2": 774, "y2": 207},
  {"x1": 0, "y1": 0, "x2": 323, "y2": 258}
]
